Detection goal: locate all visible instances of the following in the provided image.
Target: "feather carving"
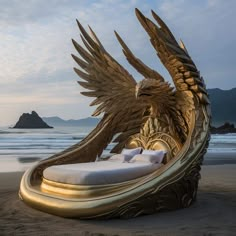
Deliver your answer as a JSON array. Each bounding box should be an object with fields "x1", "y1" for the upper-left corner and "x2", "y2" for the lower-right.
[
  {"x1": 69, "y1": 9, "x2": 209, "y2": 155},
  {"x1": 30, "y1": 8, "x2": 209, "y2": 181}
]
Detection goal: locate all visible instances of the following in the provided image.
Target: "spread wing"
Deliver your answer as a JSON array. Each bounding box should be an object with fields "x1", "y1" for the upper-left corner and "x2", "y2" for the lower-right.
[
  {"x1": 72, "y1": 21, "x2": 148, "y2": 154},
  {"x1": 115, "y1": 31, "x2": 165, "y2": 82},
  {"x1": 134, "y1": 9, "x2": 209, "y2": 129}
]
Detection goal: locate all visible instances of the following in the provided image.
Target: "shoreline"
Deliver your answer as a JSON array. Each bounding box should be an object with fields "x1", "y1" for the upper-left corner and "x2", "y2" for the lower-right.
[
  {"x1": 204, "y1": 152, "x2": 236, "y2": 165},
  {"x1": 0, "y1": 163, "x2": 236, "y2": 235}
]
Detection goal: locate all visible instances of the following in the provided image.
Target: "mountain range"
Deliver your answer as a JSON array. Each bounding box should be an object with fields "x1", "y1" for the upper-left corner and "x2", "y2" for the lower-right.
[
  {"x1": 42, "y1": 116, "x2": 100, "y2": 127},
  {"x1": 42, "y1": 88, "x2": 236, "y2": 127},
  {"x1": 208, "y1": 88, "x2": 236, "y2": 125}
]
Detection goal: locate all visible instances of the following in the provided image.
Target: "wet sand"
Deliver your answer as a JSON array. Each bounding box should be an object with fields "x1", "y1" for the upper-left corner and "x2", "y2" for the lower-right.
[{"x1": 0, "y1": 164, "x2": 236, "y2": 236}]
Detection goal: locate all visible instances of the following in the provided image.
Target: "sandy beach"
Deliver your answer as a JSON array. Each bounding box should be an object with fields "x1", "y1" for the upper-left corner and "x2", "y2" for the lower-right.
[{"x1": 0, "y1": 162, "x2": 235, "y2": 236}]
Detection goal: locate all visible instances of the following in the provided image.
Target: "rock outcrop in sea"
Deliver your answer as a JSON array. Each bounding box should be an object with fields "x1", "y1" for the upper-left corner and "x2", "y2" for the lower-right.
[
  {"x1": 13, "y1": 111, "x2": 53, "y2": 129},
  {"x1": 211, "y1": 122, "x2": 236, "y2": 134}
]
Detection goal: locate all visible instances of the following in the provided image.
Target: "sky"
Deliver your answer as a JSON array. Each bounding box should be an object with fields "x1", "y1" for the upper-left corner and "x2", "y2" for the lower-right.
[{"x1": 1, "y1": 0, "x2": 236, "y2": 126}]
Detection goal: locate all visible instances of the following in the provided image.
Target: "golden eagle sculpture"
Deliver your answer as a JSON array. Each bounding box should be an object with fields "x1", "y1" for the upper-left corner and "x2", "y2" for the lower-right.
[{"x1": 19, "y1": 9, "x2": 211, "y2": 219}]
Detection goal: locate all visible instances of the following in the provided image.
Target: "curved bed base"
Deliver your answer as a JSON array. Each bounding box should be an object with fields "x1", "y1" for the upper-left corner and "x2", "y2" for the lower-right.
[{"x1": 19, "y1": 103, "x2": 210, "y2": 219}]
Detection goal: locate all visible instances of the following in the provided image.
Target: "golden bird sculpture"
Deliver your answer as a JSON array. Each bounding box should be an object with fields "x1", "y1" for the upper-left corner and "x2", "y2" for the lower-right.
[{"x1": 19, "y1": 9, "x2": 211, "y2": 219}]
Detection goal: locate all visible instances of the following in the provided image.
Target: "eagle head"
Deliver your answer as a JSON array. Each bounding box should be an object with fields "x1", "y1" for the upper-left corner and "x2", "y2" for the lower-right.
[{"x1": 135, "y1": 78, "x2": 172, "y2": 101}]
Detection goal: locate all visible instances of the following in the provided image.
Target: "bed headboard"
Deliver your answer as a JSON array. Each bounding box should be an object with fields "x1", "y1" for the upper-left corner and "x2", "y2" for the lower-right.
[{"x1": 125, "y1": 131, "x2": 182, "y2": 164}]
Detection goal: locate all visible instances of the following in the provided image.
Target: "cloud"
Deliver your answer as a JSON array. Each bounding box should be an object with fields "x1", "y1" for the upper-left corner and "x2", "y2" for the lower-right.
[
  {"x1": 0, "y1": 0, "x2": 151, "y2": 125},
  {"x1": 0, "y1": 0, "x2": 87, "y2": 25},
  {"x1": 0, "y1": 0, "x2": 150, "y2": 85}
]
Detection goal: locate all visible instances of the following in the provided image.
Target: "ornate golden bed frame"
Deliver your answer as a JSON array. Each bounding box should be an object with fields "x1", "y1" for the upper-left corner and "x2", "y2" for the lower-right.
[{"x1": 19, "y1": 9, "x2": 211, "y2": 219}]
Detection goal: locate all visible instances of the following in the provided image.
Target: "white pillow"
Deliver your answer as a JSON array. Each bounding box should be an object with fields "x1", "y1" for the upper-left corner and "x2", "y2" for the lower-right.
[
  {"x1": 121, "y1": 147, "x2": 142, "y2": 157},
  {"x1": 129, "y1": 154, "x2": 153, "y2": 163},
  {"x1": 132, "y1": 150, "x2": 166, "y2": 164},
  {"x1": 108, "y1": 154, "x2": 132, "y2": 163}
]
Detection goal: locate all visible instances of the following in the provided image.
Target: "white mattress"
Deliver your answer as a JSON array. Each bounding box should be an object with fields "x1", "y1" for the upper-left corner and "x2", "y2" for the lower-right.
[{"x1": 43, "y1": 161, "x2": 162, "y2": 185}]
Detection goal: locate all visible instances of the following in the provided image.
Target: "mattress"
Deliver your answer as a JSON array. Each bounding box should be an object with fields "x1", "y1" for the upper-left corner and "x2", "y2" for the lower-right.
[{"x1": 43, "y1": 161, "x2": 162, "y2": 185}]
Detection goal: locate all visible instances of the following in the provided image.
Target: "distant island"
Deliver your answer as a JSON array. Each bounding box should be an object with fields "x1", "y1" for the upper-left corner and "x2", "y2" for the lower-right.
[
  {"x1": 211, "y1": 122, "x2": 236, "y2": 134},
  {"x1": 13, "y1": 111, "x2": 53, "y2": 129},
  {"x1": 42, "y1": 116, "x2": 100, "y2": 127}
]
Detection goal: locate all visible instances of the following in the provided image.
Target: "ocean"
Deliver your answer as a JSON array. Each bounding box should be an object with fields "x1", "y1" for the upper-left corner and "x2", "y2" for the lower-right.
[{"x1": 0, "y1": 126, "x2": 236, "y2": 172}]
